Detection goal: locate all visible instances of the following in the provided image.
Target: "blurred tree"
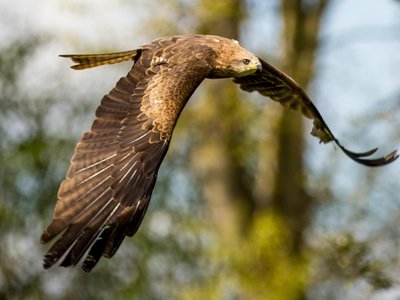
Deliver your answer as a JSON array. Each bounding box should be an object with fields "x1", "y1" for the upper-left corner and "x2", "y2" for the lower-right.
[
  {"x1": 0, "y1": 37, "x2": 70, "y2": 299},
  {"x1": 1, "y1": 0, "x2": 399, "y2": 299},
  {"x1": 273, "y1": 0, "x2": 328, "y2": 253},
  {"x1": 188, "y1": 0, "x2": 254, "y2": 241},
  {"x1": 0, "y1": 0, "x2": 320, "y2": 299},
  {"x1": 174, "y1": 0, "x2": 331, "y2": 299}
]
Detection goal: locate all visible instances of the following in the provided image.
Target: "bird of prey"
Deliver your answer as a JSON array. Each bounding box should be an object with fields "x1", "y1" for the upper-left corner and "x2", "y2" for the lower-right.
[{"x1": 41, "y1": 34, "x2": 398, "y2": 272}]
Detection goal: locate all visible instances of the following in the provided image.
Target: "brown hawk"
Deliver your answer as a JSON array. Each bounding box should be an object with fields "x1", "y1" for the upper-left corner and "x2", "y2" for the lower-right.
[{"x1": 41, "y1": 34, "x2": 398, "y2": 272}]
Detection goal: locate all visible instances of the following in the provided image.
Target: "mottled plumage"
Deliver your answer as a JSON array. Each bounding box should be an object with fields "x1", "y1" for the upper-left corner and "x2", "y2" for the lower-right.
[{"x1": 41, "y1": 34, "x2": 398, "y2": 272}]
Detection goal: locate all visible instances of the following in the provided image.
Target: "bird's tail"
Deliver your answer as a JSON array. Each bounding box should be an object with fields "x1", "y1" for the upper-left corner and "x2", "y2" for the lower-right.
[{"x1": 60, "y1": 49, "x2": 140, "y2": 70}]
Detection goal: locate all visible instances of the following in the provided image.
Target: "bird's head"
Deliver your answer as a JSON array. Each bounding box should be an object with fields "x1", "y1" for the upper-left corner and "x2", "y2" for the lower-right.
[{"x1": 207, "y1": 37, "x2": 262, "y2": 78}]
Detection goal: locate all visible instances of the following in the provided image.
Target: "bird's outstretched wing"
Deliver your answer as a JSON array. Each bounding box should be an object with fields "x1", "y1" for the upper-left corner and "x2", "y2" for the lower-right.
[
  {"x1": 41, "y1": 37, "x2": 212, "y2": 272},
  {"x1": 234, "y1": 58, "x2": 398, "y2": 166},
  {"x1": 41, "y1": 52, "x2": 169, "y2": 271}
]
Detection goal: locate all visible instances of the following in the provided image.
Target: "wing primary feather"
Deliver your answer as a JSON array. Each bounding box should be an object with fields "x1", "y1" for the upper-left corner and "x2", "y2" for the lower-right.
[
  {"x1": 338, "y1": 146, "x2": 398, "y2": 167},
  {"x1": 81, "y1": 226, "x2": 113, "y2": 272},
  {"x1": 42, "y1": 192, "x2": 115, "y2": 268},
  {"x1": 342, "y1": 147, "x2": 378, "y2": 158},
  {"x1": 59, "y1": 201, "x2": 121, "y2": 268}
]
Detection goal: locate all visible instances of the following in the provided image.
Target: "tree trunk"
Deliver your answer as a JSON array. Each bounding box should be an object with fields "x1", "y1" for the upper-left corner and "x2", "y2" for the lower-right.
[
  {"x1": 189, "y1": 0, "x2": 255, "y2": 238},
  {"x1": 272, "y1": 0, "x2": 329, "y2": 252}
]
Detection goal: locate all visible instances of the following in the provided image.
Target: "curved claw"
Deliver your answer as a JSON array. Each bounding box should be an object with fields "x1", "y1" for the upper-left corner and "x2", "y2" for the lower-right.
[{"x1": 338, "y1": 144, "x2": 398, "y2": 167}]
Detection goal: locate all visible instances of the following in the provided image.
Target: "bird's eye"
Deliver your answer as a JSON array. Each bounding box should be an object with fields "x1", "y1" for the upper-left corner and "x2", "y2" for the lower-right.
[{"x1": 242, "y1": 59, "x2": 250, "y2": 65}]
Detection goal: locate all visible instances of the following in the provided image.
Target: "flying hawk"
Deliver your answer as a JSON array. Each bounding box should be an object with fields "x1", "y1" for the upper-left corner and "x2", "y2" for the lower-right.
[{"x1": 41, "y1": 34, "x2": 398, "y2": 272}]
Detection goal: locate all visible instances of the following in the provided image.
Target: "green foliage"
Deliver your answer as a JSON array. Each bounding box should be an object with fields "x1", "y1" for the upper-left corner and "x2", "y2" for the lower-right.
[
  {"x1": 1, "y1": 1, "x2": 399, "y2": 299},
  {"x1": 314, "y1": 233, "x2": 392, "y2": 290},
  {"x1": 179, "y1": 212, "x2": 308, "y2": 300}
]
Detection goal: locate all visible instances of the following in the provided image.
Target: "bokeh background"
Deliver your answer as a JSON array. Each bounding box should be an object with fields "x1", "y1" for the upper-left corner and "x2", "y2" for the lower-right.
[{"x1": 1, "y1": 0, "x2": 400, "y2": 299}]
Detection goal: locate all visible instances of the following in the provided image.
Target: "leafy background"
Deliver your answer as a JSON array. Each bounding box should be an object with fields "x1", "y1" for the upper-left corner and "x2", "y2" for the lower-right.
[{"x1": 1, "y1": 0, "x2": 400, "y2": 299}]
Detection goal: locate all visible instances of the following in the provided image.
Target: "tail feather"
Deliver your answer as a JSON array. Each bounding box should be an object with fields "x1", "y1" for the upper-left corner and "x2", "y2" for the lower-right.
[{"x1": 60, "y1": 50, "x2": 139, "y2": 70}]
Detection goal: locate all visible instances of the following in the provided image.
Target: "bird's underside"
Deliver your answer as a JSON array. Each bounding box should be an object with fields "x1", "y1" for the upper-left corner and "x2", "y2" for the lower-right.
[{"x1": 41, "y1": 34, "x2": 398, "y2": 272}]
